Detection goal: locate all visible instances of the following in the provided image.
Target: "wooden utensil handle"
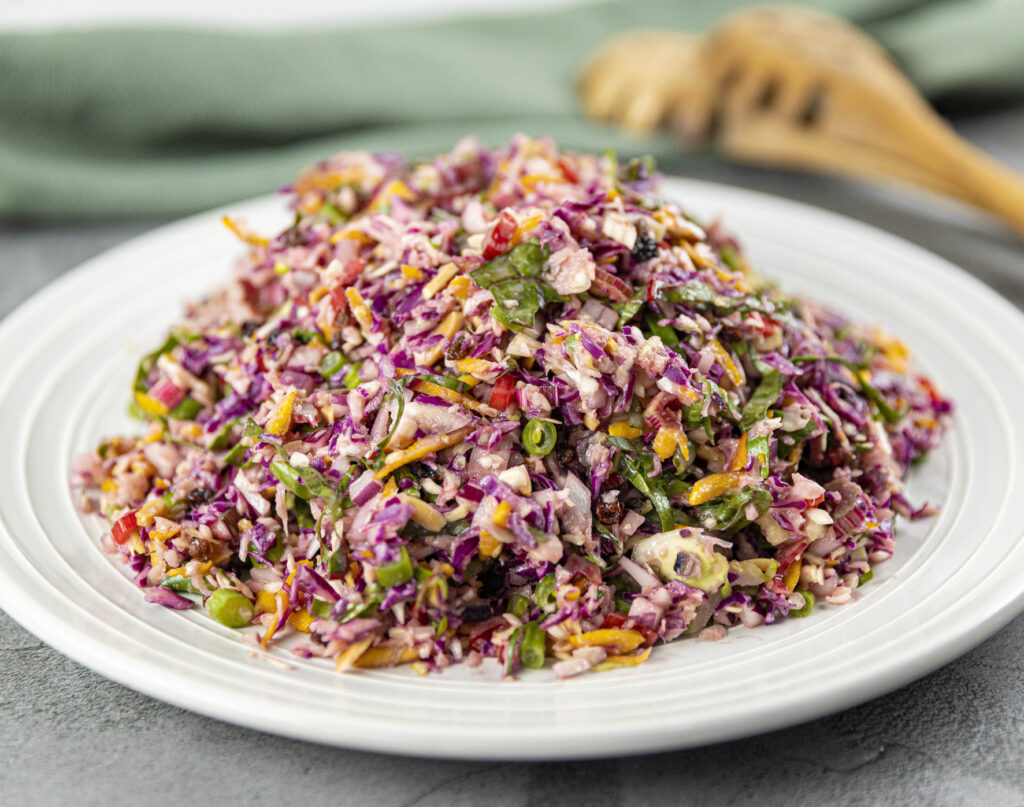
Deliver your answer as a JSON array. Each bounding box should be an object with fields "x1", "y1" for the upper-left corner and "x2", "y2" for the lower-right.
[{"x1": 900, "y1": 116, "x2": 1024, "y2": 236}]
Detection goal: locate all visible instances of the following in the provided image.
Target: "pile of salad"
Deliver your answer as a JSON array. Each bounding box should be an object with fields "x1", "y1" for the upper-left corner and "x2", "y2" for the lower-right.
[{"x1": 73, "y1": 135, "x2": 951, "y2": 678}]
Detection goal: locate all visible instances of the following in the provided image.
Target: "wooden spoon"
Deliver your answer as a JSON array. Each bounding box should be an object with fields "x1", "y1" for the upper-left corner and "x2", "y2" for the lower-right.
[{"x1": 577, "y1": 5, "x2": 1024, "y2": 236}]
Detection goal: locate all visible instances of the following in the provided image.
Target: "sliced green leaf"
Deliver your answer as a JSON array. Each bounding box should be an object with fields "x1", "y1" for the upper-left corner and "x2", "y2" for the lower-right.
[{"x1": 740, "y1": 370, "x2": 783, "y2": 432}]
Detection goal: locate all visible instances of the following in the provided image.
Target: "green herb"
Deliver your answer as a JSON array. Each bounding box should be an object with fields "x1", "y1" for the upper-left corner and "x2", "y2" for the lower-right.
[
  {"x1": 746, "y1": 433, "x2": 772, "y2": 478},
  {"x1": 620, "y1": 453, "x2": 674, "y2": 532},
  {"x1": 611, "y1": 289, "x2": 646, "y2": 328},
  {"x1": 269, "y1": 460, "x2": 340, "y2": 502},
  {"x1": 778, "y1": 420, "x2": 822, "y2": 447},
  {"x1": 295, "y1": 498, "x2": 315, "y2": 530},
  {"x1": 644, "y1": 309, "x2": 680, "y2": 347},
  {"x1": 133, "y1": 334, "x2": 180, "y2": 393},
  {"x1": 719, "y1": 244, "x2": 741, "y2": 271},
  {"x1": 693, "y1": 485, "x2": 770, "y2": 535},
  {"x1": 311, "y1": 599, "x2": 335, "y2": 619},
  {"x1": 606, "y1": 435, "x2": 643, "y2": 453},
  {"x1": 620, "y1": 155, "x2": 657, "y2": 183},
  {"x1": 740, "y1": 371, "x2": 783, "y2": 432},
  {"x1": 208, "y1": 418, "x2": 238, "y2": 451},
  {"x1": 793, "y1": 355, "x2": 909, "y2": 424},
  {"x1": 376, "y1": 547, "x2": 413, "y2": 588},
  {"x1": 168, "y1": 396, "x2": 203, "y2": 421},
  {"x1": 858, "y1": 569, "x2": 874, "y2": 586},
  {"x1": 378, "y1": 379, "x2": 407, "y2": 452},
  {"x1": 223, "y1": 442, "x2": 248, "y2": 467},
  {"x1": 336, "y1": 584, "x2": 384, "y2": 623},
  {"x1": 324, "y1": 543, "x2": 348, "y2": 576},
  {"x1": 704, "y1": 378, "x2": 741, "y2": 423},
  {"x1": 242, "y1": 418, "x2": 265, "y2": 440},
  {"x1": 404, "y1": 371, "x2": 471, "y2": 394},
  {"x1": 470, "y1": 240, "x2": 560, "y2": 331},
  {"x1": 656, "y1": 280, "x2": 717, "y2": 306}
]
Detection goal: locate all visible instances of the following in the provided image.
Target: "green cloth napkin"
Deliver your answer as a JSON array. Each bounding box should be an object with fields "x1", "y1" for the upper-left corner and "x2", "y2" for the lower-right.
[{"x1": 1, "y1": 0, "x2": 1021, "y2": 218}]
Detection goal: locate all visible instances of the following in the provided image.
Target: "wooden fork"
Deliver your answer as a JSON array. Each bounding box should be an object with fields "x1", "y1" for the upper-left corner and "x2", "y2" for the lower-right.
[{"x1": 577, "y1": 5, "x2": 1024, "y2": 236}]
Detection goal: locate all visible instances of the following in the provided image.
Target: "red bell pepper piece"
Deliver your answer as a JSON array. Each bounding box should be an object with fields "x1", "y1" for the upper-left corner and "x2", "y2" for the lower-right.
[
  {"x1": 111, "y1": 511, "x2": 138, "y2": 545},
  {"x1": 488, "y1": 373, "x2": 516, "y2": 410},
  {"x1": 481, "y1": 211, "x2": 517, "y2": 260}
]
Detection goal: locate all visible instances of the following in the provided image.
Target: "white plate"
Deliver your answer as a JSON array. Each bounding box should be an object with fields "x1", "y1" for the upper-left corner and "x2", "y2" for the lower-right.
[{"x1": 1, "y1": 179, "x2": 1022, "y2": 760}]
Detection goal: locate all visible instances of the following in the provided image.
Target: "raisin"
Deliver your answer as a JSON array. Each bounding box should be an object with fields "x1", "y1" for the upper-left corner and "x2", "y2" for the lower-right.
[
  {"x1": 189, "y1": 536, "x2": 218, "y2": 562},
  {"x1": 445, "y1": 333, "x2": 472, "y2": 361},
  {"x1": 280, "y1": 225, "x2": 308, "y2": 247},
  {"x1": 186, "y1": 487, "x2": 214, "y2": 508},
  {"x1": 455, "y1": 602, "x2": 492, "y2": 623},
  {"x1": 240, "y1": 321, "x2": 259, "y2": 338},
  {"x1": 632, "y1": 235, "x2": 658, "y2": 262},
  {"x1": 596, "y1": 499, "x2": 623, "y2": 525},
  {"x1": 407, "y1": 462, "x2": 435, "y2": 480}
]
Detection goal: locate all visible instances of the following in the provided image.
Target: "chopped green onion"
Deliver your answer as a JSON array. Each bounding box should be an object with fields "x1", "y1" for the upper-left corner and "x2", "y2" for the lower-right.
[
  {"x1": 789, "y1": 590, "x2": 815, "y2": 618},
  {"x1": 320, "y1": 201, "x2": 345, "y2": 225},
  {"x1": 519, "y1": 621, "x2": 546, "y2": 669},
  {"x1": 376, "y1": 547, "x2": 413, "y2": 588},
  {"x1": 522, "y1": 418, "x2": 557, "y2": 456},
  {"x1": 509, "y1": 593, "x2": 530, "y2": 619},
  {"x1": 161, "y1": 575, "x2": 199, "y2": 594},
  {"x1": 320, "y1": 350, "x2": 346, "y2": 378},
  {"x1": 858, "y1": 569, "x2": 874, "y2": 586},
  {"x1": 505, "y1": 625, "x2": 525, "y2": 676},
  {"x1": 343, "y1": 363, "x2": 363, "y2": 389},
  {"x1": 535, "y1": 573, "x2": 557, "y2": 612},
  {"x1": 205, "y1": 589, "x2": 254, "y2": 628}
]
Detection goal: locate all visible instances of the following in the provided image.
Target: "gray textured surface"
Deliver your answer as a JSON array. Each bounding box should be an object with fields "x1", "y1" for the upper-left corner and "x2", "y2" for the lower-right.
[{"x1": 3, "y1": 107, "x2": 1024, "y2": 806}]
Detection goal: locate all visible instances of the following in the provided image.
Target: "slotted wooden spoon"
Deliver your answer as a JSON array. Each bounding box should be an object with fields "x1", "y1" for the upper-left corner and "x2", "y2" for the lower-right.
[{"x1": 578, "y1": 5, "x2": 1024, "y2": 236}]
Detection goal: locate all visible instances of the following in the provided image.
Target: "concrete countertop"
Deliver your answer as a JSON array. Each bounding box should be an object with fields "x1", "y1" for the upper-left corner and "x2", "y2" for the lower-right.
[{"x1": 3, "y1": 107, "x2": 1023, "y2": 806}]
